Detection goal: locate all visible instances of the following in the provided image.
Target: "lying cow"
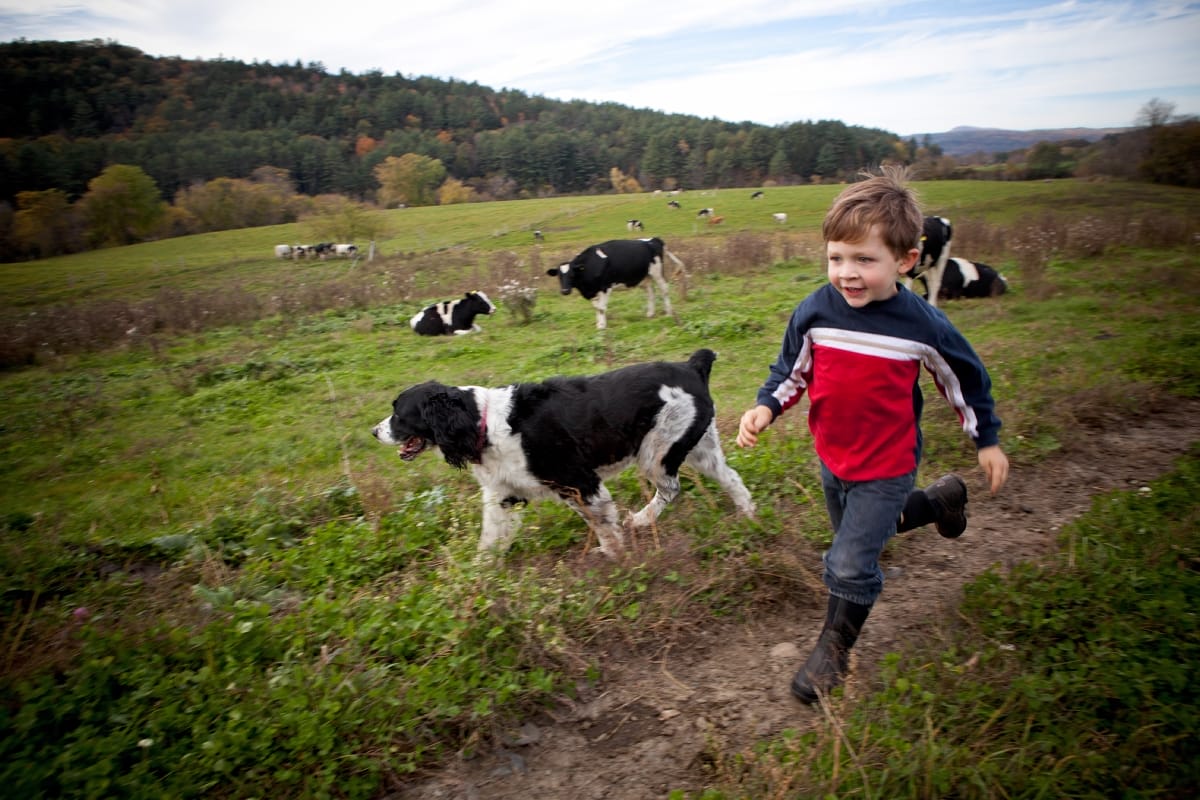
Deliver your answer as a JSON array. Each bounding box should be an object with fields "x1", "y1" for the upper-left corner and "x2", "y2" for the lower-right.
[
  {"x1": 627, "y1": 219, "x2": 644, "y2": 231},
  {"x1": 908, "y1": 216, "x2": 953, "y2": 307},
  {"x1": 547, "y1": 237, "x2": 678, "y2": 330},
  {"x1": 935, "y1": 258, "x2": 1008, "y2": 301},
  {"x1": 410, "y1": 291, "x2": 497, "y2": 336}
]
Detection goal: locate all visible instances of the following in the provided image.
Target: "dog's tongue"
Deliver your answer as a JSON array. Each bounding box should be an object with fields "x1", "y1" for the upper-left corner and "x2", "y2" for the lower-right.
[{"x1": 399, "y1": 436, "x2": 427, "y2": 460}]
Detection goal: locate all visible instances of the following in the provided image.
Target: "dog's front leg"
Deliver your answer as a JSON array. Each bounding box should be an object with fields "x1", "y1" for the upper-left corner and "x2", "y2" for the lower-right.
[{"x1": 478, "y1": 487, "x2": 521, "y2": 558}]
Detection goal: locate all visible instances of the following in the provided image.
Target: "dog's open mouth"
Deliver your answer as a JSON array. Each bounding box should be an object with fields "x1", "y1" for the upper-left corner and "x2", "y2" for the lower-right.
[{"x1": 399, "y1": 436, "x2": 429, "y2": 461}]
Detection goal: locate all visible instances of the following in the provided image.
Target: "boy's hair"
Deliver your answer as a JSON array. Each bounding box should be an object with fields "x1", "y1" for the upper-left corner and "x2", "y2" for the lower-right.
[{"x1": 822, "y1": 165, "x2": 924, "y2": 257}]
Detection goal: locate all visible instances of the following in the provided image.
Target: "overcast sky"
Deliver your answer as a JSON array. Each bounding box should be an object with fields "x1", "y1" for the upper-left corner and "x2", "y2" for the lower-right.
[{"x1": 4, "y1": 0, "x2": 1198, "y2": 136}]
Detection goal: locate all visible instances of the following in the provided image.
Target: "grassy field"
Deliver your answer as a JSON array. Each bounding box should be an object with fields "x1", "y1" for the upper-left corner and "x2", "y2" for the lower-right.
[{"x1": 1, "y1": 179, "x2": 1198, "y2": 798}]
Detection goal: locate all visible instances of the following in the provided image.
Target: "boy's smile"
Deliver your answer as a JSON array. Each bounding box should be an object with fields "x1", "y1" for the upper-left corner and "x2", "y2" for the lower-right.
[{"x1": 826, "y1": 225, "x2": 918, "y2": 308}]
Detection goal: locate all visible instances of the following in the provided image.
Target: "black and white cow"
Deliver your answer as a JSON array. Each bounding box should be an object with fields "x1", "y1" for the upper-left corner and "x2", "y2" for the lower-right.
[
  {"x1": 333, "y1": 243, "x2": 358, "y2": 257},
  {"x1": 909, "y1": 216, "x2": 953, "y2": 307},
  {"x1": 626, "y1": 219, "x2": 644, "y2": 231},
  {"x1": 372, "y1": 348, "x2": 755, "y2": 558},
  {"x1": 936, "y1": 258, "x2": 1008, "y2": 301},
  {"x1": 667, "y1": 200, "x2": 681, "y2": 209},
  {"x1": 410, "y1": 291, "x2": 497, "y2": 336},
  {"x1": 751, "y1": 190, "x2": 764, "y2": 199},
  {"x1": 547, "y1": 237, "x2": 676, "y2": 330},
  {"x1": 696, "y1": 207, "x2": 714, "y2": 218}
]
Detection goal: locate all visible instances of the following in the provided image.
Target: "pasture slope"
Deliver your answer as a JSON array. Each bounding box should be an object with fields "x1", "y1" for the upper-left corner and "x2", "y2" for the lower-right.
[{"x1": 1, "y1": 179, "x2": 1198, "y2": 799}]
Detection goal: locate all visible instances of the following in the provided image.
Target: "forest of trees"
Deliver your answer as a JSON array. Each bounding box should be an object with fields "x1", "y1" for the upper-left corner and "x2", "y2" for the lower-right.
[{"x1": 1, "y1": 39, "x2": 1196, "y2": 261}]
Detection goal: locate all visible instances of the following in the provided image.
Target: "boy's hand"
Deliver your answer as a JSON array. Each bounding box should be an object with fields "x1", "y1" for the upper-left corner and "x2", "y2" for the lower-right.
[
  {"x1": 978, "y1": 445, "x2": 1009, "y2": 494},
  {"x1": 737, "y1": 406, "x2": 774, "y2": 448}
]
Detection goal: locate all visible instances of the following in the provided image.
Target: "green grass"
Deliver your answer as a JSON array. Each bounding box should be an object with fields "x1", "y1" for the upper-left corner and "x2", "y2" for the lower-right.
[{"x1": 1, "y1": 179, "x2": 1198, "y2": 797}]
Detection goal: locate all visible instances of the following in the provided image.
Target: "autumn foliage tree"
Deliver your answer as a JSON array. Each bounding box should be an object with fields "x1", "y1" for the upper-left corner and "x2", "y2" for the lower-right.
[
  {"x1": 374, "y1": 154, "x2": 446, "y2": 208},
  {"x1": 12, "y1": 189, "x2": 81, "y2": 258},
  {"x1": 79, "y1": 164, "x2": 165, "y2": 247}
]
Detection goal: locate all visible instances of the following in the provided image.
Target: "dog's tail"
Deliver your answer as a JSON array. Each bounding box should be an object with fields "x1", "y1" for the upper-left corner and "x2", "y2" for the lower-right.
[{"x1": 687, "y1": 348, "x2": 717, "y2": 384}]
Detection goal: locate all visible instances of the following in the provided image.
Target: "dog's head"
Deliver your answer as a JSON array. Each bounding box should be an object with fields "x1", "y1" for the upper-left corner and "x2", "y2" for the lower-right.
[{"x1": 372, "y1": 382, "x2": 483, "y2": 469}]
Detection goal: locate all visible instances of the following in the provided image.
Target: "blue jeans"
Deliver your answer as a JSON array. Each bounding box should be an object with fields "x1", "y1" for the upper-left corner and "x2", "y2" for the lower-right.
[{"x1": 819, "y1": 461, "x2": 916, "y2": 607}]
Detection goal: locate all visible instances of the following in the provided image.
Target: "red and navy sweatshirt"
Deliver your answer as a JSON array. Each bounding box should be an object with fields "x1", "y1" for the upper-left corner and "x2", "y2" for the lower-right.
[{"x1": 755, "y1": 283, "x2": 1001, "y2": 482}]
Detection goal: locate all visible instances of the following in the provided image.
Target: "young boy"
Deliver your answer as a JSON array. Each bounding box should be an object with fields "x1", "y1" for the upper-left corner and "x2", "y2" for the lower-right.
[{"x1": 737, "y1": 166, "x2": 1009, "y2": 704}]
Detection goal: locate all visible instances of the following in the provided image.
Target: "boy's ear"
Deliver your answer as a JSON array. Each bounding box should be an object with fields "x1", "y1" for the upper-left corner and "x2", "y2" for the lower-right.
[{"x1": 898, "y1": 247, "x2": 920, "y2": 275}]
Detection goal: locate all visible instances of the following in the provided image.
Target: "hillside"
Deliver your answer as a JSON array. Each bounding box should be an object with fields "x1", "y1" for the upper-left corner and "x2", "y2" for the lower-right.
[
  {"x1": 914, "y1": 124, "x2": 1128, "y2": 156},
  {"x1": 0, "y1": 39, "x2": 901, "y2": 202}
]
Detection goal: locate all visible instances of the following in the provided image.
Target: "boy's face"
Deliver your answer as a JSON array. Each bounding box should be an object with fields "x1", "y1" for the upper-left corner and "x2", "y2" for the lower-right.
[{"x1": 826, "y1": 225, "x2": 919, "y2": 308}]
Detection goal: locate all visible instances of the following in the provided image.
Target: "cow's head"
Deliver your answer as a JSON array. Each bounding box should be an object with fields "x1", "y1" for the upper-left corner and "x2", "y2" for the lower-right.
[
  {"x1": 547, "y1": 262, "x2": 573, "y2": 295},
  {"x1": 464, "y1": 291, "x2": 496, "y2": 315}
]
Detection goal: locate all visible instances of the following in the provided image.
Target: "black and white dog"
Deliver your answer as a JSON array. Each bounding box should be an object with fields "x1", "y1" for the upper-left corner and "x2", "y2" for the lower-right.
[
  {"x1": 372, "y1": 349, "x2": 755, "y2": 558},
  {"x1": 410, "y1": 291, "x2": 496, "y2": 335}
]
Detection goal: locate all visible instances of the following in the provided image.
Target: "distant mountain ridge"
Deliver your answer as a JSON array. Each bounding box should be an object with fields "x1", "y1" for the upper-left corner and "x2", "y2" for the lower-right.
[{"x1": 910, "y1": 125, "x2": 1129, "y2": 156}]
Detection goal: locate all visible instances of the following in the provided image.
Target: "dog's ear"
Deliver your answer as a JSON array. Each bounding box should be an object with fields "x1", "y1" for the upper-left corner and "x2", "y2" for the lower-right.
[{"x1": 421, "y1": 389, "x2": 481, "y2": 469}]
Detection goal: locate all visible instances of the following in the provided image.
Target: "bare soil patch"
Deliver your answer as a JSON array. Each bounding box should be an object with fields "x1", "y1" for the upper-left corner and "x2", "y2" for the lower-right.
[{"x1": 394, "y1": 401, "x2": 1200, "y2": 800}]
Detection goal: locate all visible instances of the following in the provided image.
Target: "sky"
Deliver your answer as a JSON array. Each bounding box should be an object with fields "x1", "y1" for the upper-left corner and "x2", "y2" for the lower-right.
[{"x1": 3, "y1": 0, "x2": 1199, "y2": 136}]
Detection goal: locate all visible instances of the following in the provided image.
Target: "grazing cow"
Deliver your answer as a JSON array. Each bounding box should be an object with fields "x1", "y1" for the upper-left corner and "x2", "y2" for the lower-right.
[
  {"x1": 410, "y1": 291, "x2": 497, "y2": 336},
  {"x1": 372, "y1": 348, "x2": 755, "y2": 559},
  {"x1": 547, "y1": 237, "x2": 676, "y2": 330},
  {"x1": 908, "y1": 216, "x2": 953, "y2": 307},
  {"x1": 311, "y1": 242, "x2": 335, "y2": 260},
  {"x1": 627, "y1": 219, "x2": 644, "y2": 231},
  {"x1": 274, "y1": 244, "x2": 292, "y2": 259},
  {"x1": 935, "y1": 258, "x2": 1009, "y2": 301},
  {"x1": 697, "y1": 207, "x2": 714, "y2": 218},
  {"x1": 772, "y1": 212, "x2": 788, "y2": 224},
  {"x1": 534, "y1": 230, "x2": 544, "y2": 242},
  {"x1": 667, "y1": 200, "x2": 681, "y2": 209},
  {"x1": 751, "y1": 190, "x2": 764, "y2": 199},
  {"x1": 291, "y1": 245, "x2": 311, "y2": 259},
  {"x1": 333, "y1": 243, "x2": 358, "y2": 257}
]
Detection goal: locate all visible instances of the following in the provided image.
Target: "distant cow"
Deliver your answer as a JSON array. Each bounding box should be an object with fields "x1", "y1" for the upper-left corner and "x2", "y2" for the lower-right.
[
  {"x1": 274, "y1": 244, "x2": 292, "y2": 259},
  {"x1": 410, "y1": 291, "x2": 497, "y2": 336},
  {"x1": 751, "y1": 191, "x2": 764, "y2": 199},
  {"x1": 627, "y1": 219, "x2": 644, "y2": 231},
  {"x1": 333, "y1": 243, "x2": 358, "y2": 257},
  {"x1": 547, "y1": 237, "x2": 676, "y2": 330},
  {"x1": 772, "y1": 212, "x2": 788, "y2": 224},
  {"x1": 708, "y1": 215, "x2": 724, "y2": 225},
  {"x1": 534, "y1": 230, "x2": 545, "y2": 241},
  {"x1": 909, "y1": 216, "x2": 953, "y2": 307},
  {"x1": 936, "y1": 258, "x2": 1008, "y2": 301},
  {"x1": 667, "y1": 200, "x2": 681, "y2": 209},
  {"x1": 697, "y1": 207, "x2": 714, "y2": 218}
]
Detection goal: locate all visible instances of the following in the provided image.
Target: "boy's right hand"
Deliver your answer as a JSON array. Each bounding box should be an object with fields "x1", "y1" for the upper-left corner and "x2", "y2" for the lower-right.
[{"x1": 737, "y1": 405, "x2": 774, "y2": 448}]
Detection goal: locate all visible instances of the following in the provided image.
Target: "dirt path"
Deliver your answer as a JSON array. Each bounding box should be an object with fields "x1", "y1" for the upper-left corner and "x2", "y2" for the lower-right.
[{"x1": 394, "y1": 403, "x2": 1200, "y2": 800}]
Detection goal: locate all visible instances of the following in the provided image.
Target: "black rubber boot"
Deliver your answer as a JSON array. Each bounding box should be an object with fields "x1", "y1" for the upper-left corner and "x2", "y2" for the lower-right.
[
  {"x1": 791, "y1": 595, "x2": 872, "y2": 704},
  {"x1": 896, "y1": 474, "x2": 968, "y2": 538},
  {"x1": 925, "y1": 474, "x2": 968, "y2": 538}
]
